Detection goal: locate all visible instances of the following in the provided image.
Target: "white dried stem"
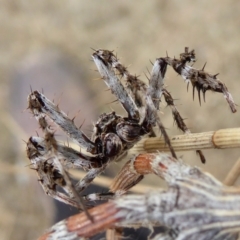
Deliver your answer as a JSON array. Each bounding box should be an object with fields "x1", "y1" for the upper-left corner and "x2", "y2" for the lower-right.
[{"x1": 39, "y1": 153, "x2": 240, "y2": 240}]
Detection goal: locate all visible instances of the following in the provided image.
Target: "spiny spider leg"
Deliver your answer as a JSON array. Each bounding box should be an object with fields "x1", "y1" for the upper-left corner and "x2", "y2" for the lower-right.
[
  {"x1": 28, "y1": 90, "x2": 97, "y2": 154},
  {"x1": 164, "y1": 48, "x2": 236, "y2": 113},
  {"x1": 45, "y1": 132, "x2": 93, "y2": 220},
  {"x1": 92, "y1": 50, "x2": 140, "y2": 120},
  {"x1": 144, "y1": 95, "x2": 177, "y2": 159},
  {"x1": 28, "y1": 136, "x2": 101, "y2": 170},
  {"x1": 162, "y1": 88, "x2": 206, "y2": 164},
  {"x1": 100, "y1": 50, "x2": 147, "y2": 111},
  {"x1": 147, "y1": 58, "x2": 167, "y2": 110},
  {"x1": 27, "y1": 135, "x2": 110, "y2": 204},
  {"x1": 144, "y1": 58, "x2": 177, "y2": 159},
  {"x1": 27, "y1": 141, "x2": 80, "y2": 207}
]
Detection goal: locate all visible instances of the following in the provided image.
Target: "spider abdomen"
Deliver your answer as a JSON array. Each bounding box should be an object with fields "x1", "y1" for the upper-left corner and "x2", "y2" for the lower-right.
[
  {"x1": 103, "y1": 133, "x2": 123, "y2": 157},
  {"x1": 116, "y1": 121, "x2": 142, "y2": 143}
]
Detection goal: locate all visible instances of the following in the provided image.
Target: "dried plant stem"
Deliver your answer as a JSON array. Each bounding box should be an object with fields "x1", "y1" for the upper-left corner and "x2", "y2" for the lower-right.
[
  {"x1": 129, "y1": 128, "x2": 240, "y2": 155},
  {"x1": 39, "y1": 153, "x2": 240, "y2": 240},
  {"x1": 224, "y1": 157, "x2": 240, "y2": 186}
]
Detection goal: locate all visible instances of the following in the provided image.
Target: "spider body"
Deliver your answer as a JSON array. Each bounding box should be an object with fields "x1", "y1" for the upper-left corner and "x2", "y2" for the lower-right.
[{"x1": 92, "y1": 111, "x2": 145, "y2": 159}]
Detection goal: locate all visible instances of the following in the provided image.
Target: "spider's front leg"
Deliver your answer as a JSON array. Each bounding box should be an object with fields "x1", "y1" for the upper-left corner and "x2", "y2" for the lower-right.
[
  {"x1": 28, "y1": 90, "x2": 98, "y2": 154},
  {"x1": 144, "y1": 58, "x2": 177, "y2": 159},
  {"x1": 164, "y1": 47, "x2": 236, "y2": 113},
  {"x1": 92, "y1": 50, "x2": 140, "y2": 121}
]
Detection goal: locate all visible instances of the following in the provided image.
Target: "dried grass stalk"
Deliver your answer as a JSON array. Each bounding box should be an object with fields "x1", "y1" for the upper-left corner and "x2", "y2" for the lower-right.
[
  {"x1": 224, "y1": 157, "x2": 240, "y2": 186},
  {"x1": 129, "y1": 128, "x2": 240, "y2": 154}
]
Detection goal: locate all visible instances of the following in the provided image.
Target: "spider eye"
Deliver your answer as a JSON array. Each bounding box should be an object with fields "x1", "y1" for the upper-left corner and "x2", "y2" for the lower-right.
[{"x1": 103, "y1": 133, "x2": 122, "y2": 157}]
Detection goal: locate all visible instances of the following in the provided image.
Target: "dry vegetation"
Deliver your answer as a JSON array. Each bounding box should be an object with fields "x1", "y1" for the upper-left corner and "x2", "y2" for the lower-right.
[{"x1": 0, "y1": 1, "x2": 240, "y2": 239}]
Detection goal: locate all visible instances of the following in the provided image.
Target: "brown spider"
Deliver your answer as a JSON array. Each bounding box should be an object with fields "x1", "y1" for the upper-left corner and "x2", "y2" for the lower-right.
[{"x1": 26, "y1": 48, "x2": 236, "y2": 215}]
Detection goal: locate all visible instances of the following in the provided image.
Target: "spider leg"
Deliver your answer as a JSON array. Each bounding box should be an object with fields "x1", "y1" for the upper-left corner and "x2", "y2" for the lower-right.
[
  {"x1": 102, "y1": 55, "x2": 175, "y2": 158},
  {"x1": 75, "y1": 164, "x2": 109, "y2": 193},
  {"x1": 162, "y1": 88, "x2": 206, "y2": 164},
  {"x1": 28, "y1": 90, "x2": 97, "y2": 154},
  {"x1": 164, "y1": 48, "x2": 236, "y2": 113},
  {"x1": 27, "y1": 136, "x2": 80, "y2": 208},
  {"x1": 147, "y1": 58, "x2": 167, "y2": 110},
  {"x1": 27, "y1": 134, "x2": 109, "y2": 211},
  {"x1": 28, "y1": 136, "x2": 102, "y2": 170},
  {"x1": 92, "y1": 50, "x2": 140, "y2": 121},
  {"x1": 143, "y1": 58, "x2": 177, "y2": 159},
  {"x1": 92, "y1": 50, "x2": 175, "y2": 161},
  {"x1": 82, "y1": 160, "x2": 144, "y2": 202},
  {"x1": 103, "y1": 50, "x2": 147, "y2": 112}
]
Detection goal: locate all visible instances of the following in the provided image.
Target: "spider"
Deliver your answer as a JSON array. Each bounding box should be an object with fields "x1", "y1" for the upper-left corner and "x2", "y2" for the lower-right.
[{"x1": 26, "y1": 47, "x2": 236, "y2": 214}]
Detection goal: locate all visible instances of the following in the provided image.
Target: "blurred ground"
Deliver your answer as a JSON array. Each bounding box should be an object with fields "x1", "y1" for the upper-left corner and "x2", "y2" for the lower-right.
[{"x1": 0, "y1": 1, "x2": 240, "y2": 239}]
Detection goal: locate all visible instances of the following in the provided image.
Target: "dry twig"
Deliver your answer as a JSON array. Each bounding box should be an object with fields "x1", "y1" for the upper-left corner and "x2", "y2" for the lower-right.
[
  {"x1": 129, "y1": 128, "x2": 240, "y2": 155},
  {"x1": 39, "y1": 153, "x2": 240, "y2": 240}
]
